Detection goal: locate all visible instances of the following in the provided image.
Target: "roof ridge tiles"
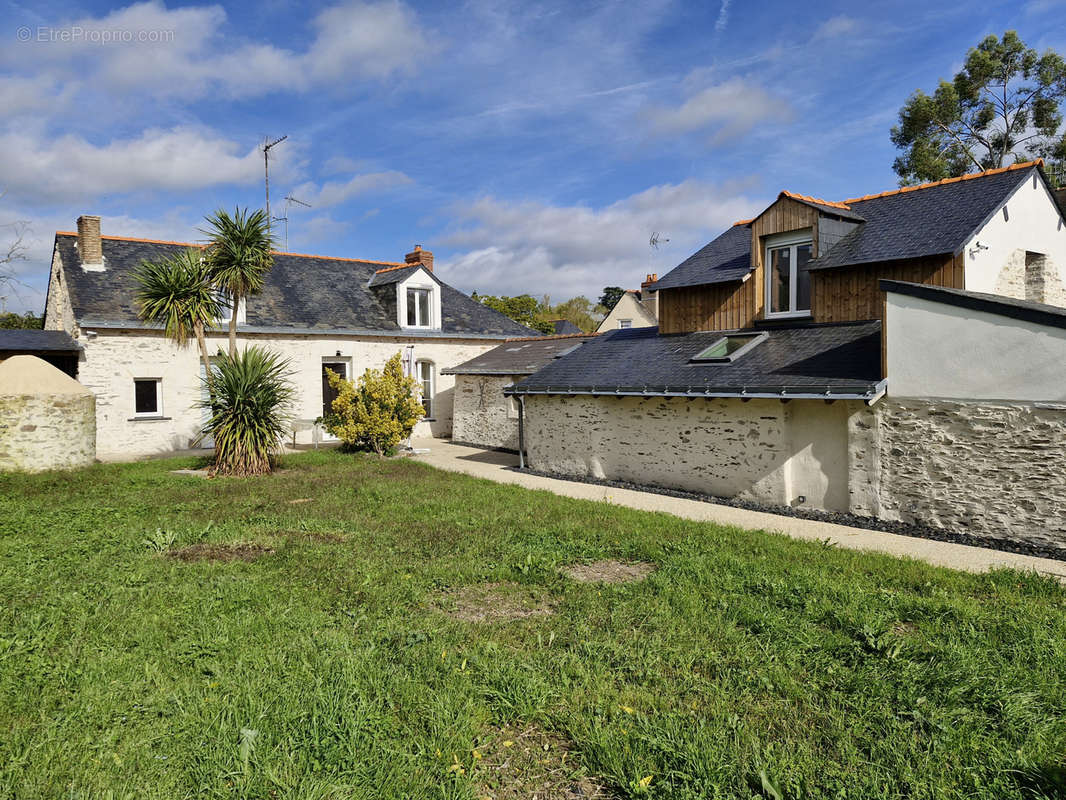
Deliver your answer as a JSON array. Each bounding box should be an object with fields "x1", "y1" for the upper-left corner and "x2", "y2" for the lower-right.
[
  {"x1": 505, "y1": 331, "x2": 599, "y2": 342},
  {"x1": 843, "y1": 159, "x2": 1043, "y2": 204},
  {"x1": 780, "y1": 190, "x2": 852, "y2": 210},
  {"x1": 54, "y1": 231, "x2": 405, "y2": 267}
]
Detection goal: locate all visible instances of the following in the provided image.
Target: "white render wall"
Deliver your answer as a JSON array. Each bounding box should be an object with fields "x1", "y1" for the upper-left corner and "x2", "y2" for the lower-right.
[
  {"x1": 885, "y1": 291, "x2": 1066, "y2": 402},
  {"x1": 452, "y1": 374, "x2": 522, "y2": 450},
  {"x1": 964, "y1": 171, "x2": 1066, "y2": 304},
  {"x1": 522, "y1": 394, "x2": 862, "y2": 512},
  {"x1": 597, "y1": 293, "x2": 656, "y2": 332},
  {"x1": 76, "y1": 329, "x2": 503, "y2": 460}
]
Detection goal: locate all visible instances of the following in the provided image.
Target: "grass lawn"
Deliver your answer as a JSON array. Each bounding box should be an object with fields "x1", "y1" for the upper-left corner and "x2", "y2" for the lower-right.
[{"x1": 2, "y1": 451, "x2": 1065, "y2": 799}]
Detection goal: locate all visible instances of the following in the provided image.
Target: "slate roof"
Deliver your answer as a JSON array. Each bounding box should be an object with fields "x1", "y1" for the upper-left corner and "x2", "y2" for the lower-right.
[
  {"x1": 652, "y1": 223, "x2": 754, "y2": 290},
  {"x1": 808, "y1": 165, "x2": 1040, "y2": 270},
  {"x1": 0, "y1": 329, "x2": 81, "y2": 352},
  {"x1": 54, "y1": 234, "x2": 536, "y2": 338},
  {"x1": 651, "y1": 162, "x2": 1048, "y2": 290},
  {"x1": 509, "y1": 321, "x2": 883, "y2": 399},
  {"x1": 881, "y1": 279, "x2": 1066, "y2": 331},
  {"x1": 552, "y1": 319, "x2": 583, "y2": 335},
  {"x1": 443, "y1": 333, "x2": 596, "y2": 376}
]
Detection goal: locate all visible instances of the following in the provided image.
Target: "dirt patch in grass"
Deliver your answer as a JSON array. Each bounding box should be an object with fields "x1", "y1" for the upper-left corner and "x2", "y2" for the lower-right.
[
  {"x1": 288, "y1": 498, "x2": 312, "y2": 504},
  {"x1": 437, "y1": 582, "x2": 553, "y2": 623},
  {"x1": 562, "y1": 560, "x2": 655, "y2": 584},
  {"x1": 167, "y1": 543, "x2": 274, "y2": 562},
  {"x1": 474, "y1": 723, "x2": 614, "y2": 799}
]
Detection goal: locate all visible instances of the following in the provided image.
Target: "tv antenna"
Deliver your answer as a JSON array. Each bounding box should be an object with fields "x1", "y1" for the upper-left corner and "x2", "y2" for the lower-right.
[
  {"x1": 273, "y1": 194, "x2": 311, "y2": 252},
  {"x1": 649, "y1": 231, "x2": 669, "y2": 250},
  {"x1": 262, "y1": 135, "x2": 288, "y2": 233}
]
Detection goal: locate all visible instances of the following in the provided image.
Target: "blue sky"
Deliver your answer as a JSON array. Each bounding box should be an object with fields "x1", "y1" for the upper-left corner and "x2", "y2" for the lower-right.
[{"x1": 1, "y1": 0, "x2": 1064, "y2": 313}]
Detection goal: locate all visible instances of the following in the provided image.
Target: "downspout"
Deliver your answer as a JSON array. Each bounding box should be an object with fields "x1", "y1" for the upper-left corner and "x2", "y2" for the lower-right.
[{"x1": 517, "y1": 395, "x2": 526, "y2": 469}]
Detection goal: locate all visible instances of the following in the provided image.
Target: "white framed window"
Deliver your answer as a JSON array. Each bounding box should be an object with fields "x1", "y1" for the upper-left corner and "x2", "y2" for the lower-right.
[
  {"x1": 214, "y1": 291, "x2": 246, "y2": 325},
  {"x1": 133, "y1": 378, "x2": 162, "y2": 417},
  {"x1": 407, "y1": 288, "x2": 432, "y2": 327},
  {"x1": 416, "y1": 360, "x2": 434, "y2": 418},
  {"x1": 618, "y1": 319, "x2": 632, "y2": 329},
  {"x1": 765, "y1": 231, "x2": 813, "y2": 317}
]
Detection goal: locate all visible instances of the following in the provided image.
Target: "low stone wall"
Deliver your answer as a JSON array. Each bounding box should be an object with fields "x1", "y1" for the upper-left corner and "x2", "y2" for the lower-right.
[
  {"x1": 0, "y1": 392, "x2": 96, "y2": 472},
  {"x1": 523, "y1": 394, "x2": 861, "y2": 512},
  {"x1": 452, "y1": 375, "x2": 521, "y2": 450},
  {"x1": 875, "y1": 399, "x2": 1066, "y2": 549}
]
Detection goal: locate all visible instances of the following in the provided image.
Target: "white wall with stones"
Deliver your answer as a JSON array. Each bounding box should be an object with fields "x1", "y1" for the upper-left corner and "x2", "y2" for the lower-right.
[
  {"x1": 452, "y1": 374, "x2": 522, "y2": 450},
  {"x1": 0, "y1": 389, "x2": 95, "y2": 472},
  {"x1": 76, "y1": 329, "x2": 502, "y2": 460}
]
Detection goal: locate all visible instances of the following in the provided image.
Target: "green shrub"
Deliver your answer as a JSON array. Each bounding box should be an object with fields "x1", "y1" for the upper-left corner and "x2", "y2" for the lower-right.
[
  {"x1": 322, "y1": 352, "x2": 424, "y2": 457},
  {"x1": 197, "y1": 346, "x2": 294, "y2": 476}
]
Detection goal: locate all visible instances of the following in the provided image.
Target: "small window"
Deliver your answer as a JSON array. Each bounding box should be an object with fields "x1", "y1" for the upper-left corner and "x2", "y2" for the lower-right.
[
  {"x1": 416, "y1": 360, "x2": 434, "y2": 418},
  {"x1": 407, "y1": 288, "x2": 432, "y2": 327},
  {"x1": 215, "y1": 291, "x2": 235, "y2": 324},
  {"x1": 691, "y1": 332, "x2": 767, "y2": 364},
  {"x1": 618, "y1": 319, "x2": 632, "y2": 329},
  {"x1": 134, "y1": 378, "x2": 161, "y2": 416}
]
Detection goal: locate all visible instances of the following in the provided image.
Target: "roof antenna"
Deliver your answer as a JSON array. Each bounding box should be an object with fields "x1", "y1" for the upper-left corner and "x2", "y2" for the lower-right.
[
  {"x1": 262, "y1": 135, "x2": 288, "y2": 234},
  {"x1": 273, "y1": 195, "x2": 311, "y2": 252},
  {"x1": 649, "y1": 231, "x2": 669, "y2": 250}
]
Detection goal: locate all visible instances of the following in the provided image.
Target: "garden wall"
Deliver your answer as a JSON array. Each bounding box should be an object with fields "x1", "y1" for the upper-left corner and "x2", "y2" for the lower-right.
[{"x1": 451, "y1": 374, "x2": 522, "y2": 450}]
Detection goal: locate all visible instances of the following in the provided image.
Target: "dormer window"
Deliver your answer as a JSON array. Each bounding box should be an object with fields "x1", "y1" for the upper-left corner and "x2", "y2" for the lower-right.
[
  {"x1": 214, "y1": 291, "x2": 246, "y2": 326},
  {"x1": 407, "y1": 288, "x2": 432, "y2": 327},
  {"x1": 765, "y1": 232, "x2": 813, "y2": 317}
]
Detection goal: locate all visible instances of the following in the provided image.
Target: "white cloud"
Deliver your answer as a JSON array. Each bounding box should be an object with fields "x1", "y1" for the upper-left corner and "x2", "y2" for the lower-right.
[
  {"x1": 438, "y1": 179, "x2": 758, "y2": 299},
  {"x1": 4, "y1": 0, "x2": 431, "y2": 103},
  {"x1": 715, "y1": 0, "x2": 732, "y2": 33},
  {"x1": 0, "y1": 127, "x2": 263, "y2": 203},
  {"x1": 291, "y1": 170, "x2": 413, "y2": 209},
  {"x1": 812, "y1": 15, "x2": 861, "y2": 41},
  {"x1": 646, "y1": 78, "x2": 789, "y2": 145}
]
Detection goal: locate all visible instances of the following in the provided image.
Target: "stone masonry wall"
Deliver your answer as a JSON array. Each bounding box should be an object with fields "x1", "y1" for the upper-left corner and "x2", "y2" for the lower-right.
[
  {"x1": 875, "y1": 399, "x2": 1066, "y2": 548},
  {"x1": 0, "y1": 393, "x2": 96, "y2": 472},
  {"x1": 452, "y1": 375, "x2": 521, "y2": 450}
]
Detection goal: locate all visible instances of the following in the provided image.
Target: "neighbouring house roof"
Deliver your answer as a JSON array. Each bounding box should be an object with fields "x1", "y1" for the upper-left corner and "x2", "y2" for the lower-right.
[
  {"x1": 881, "y1": 279, "x2": 1066, "y2": 331},
  {"x1": 54, "y1": 233, "x2": 536, "y2": 338},
  {"x1": 552, "y1": 319, "x2": 583, "y2": 335},
  {"x1": 443, "y1": 333, "x2": 597, "y2": 376},
  {"x1": 651, "y1": 162, "x2": 1049, "y2": 291},
  {"x1": 0, "y1": 329, "x2": 81, "y2": 353},
  {"x1": 507, "y1": 320, "x2": 884, "y2": 400}
]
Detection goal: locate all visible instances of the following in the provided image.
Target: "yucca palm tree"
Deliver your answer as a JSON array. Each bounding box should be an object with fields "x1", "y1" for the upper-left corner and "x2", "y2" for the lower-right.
[
  {"x1": 197, "y1": 346, "x2": 294, "y2": 476},
  {"x1": 135, "y1": 248, "x2": 223, "y2": 397},
  {"x1": 201, "y1": 207, "x2": 274, "y2": 357}
]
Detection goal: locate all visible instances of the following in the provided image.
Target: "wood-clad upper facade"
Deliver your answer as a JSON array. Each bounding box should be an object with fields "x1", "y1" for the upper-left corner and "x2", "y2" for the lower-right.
[{"x1": 658, "y1": 193, "x2": 964, "y2": 335}]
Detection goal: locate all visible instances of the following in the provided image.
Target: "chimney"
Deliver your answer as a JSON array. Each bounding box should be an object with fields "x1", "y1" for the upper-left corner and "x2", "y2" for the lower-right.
[
  {"x1": 405, "y1": 244, "x2": 434, "y2": 273},
  {"x1": 640, "y1": 273, "x2": 658, "y2": 318},
  {"x1": 77, "y1": 215, "x2": 104, "y2": 270}
]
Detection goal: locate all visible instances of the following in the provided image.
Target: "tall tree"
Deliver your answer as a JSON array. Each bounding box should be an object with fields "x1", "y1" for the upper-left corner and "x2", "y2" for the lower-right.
[
  {"x1": 135, "y1": 248, "x2": 223, "y2": 397},
  {"x1": 473, "y1": 293, "x2": 554, "y2": 334},
  {"x1": 201, "y1": 207, "x2": 274, "y2": 356},
  {"x1": 892, "y1": 31, "x2": 1066, "y2": 185},
  {"x1": 598, "y1": 286, "x2": 626, "y2": 310}
]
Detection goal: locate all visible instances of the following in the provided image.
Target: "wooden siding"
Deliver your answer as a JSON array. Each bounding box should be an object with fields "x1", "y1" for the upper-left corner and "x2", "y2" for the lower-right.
[
  {"x1": 658, "y1": 279, "x2": 756, "y2": 334},
  {"x1": 751, "y1": 197, "x2": 819, "y2": 320},
  {"x1": 811, "y1": 253, "x2": 964, "y2": 324}
]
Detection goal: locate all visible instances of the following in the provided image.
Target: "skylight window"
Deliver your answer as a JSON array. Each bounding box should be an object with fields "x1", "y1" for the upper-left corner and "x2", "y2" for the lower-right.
[{"x1": 690, "y1": 332, "x2": 767, "y2": 364}]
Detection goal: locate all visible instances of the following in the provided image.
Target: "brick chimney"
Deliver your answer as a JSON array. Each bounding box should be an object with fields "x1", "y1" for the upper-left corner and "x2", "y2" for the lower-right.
[
  {"x1": 640, "y1": 273, "x2": 658, "y2": 318},
  {"x1": 77, "y1": 215, "x2": 104, "y2": 270},
  {"x1": 405, "y1": 244, "x2": 434, "y2": 273}
]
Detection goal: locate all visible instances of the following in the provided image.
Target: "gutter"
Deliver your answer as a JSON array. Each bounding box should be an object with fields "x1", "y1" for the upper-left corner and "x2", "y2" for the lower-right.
[
  {"x1": 77, "y1": 320, "x2": 521, "y2": 341},
  {"x1": 505, "y1": 379, "x2": 889, "y2": 405}
]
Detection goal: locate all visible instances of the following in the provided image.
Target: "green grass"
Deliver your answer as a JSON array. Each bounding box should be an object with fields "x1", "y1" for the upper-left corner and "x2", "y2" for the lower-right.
[{"x1": 1, "y1": 451, "x2": 1065, "y2": 799}]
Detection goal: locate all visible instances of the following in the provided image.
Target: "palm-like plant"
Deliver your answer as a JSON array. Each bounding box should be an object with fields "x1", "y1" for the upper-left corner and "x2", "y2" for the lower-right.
[
  {"x1": 197, "y1": 346, "x2": 294, "y2": 476},
  {"x1": 201, "y1": 207, "x2": 274, "y2": 357},
  {"x1": 134, "y1": 248, "x2": 223, "y2": 396}
]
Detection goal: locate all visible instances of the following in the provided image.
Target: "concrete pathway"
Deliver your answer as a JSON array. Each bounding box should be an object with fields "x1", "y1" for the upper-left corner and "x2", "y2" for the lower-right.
[{"x1": 410, "y1": 439, "x2": 1066, "y2": 581}]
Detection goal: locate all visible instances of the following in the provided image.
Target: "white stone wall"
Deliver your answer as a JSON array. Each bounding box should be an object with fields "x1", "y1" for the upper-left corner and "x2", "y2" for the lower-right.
[
  {"x1": 0, "y1": 392, "x2": 96, "y2": 472},
  {"x1": 76, "y1": 329, "x2": 504, "y2": 460},
  {"x1": 873, "y1": 398, "x2": 1066, "y2": 548},
  {"x1": 522, "y1": 394, "x2": 862, "y2": 512},
  {"x1": 452, "y1": 374, "x2": 521, "y2": 450},
  {"x1": 964, "y1": 171, "x2": 1066, "y2": 305},
  {"x1": 43, "y1": 247, "x2": 79, "y2": 336}
]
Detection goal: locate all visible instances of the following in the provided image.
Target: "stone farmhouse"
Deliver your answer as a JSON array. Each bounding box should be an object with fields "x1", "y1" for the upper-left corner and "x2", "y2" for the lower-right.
[
  {"x1": 42, "y1": 216, "x2": 536, "y2": 460},
  {"x1": 488, "y1": 161, "x2": 1066, "y2": 548}
]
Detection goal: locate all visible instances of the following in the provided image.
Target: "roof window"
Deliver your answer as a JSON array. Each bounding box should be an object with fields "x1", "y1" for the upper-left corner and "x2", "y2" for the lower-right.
[{"x1": 691, "y1": 332, "x2": 767, "y2": 364}]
